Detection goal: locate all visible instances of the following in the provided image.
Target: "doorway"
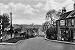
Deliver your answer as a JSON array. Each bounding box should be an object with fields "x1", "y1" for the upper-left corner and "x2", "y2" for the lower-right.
[{"x1": 60, "y1": 28, "x2": 74, "y2": 41}]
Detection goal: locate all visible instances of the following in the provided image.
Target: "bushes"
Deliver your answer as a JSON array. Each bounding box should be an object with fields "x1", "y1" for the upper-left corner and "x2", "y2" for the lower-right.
[{"x1": 46, "y1": 26, "x2": 57, "y2": 40}]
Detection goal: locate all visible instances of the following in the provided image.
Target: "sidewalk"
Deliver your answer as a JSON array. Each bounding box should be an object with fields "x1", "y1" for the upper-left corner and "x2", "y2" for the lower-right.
[
  {"x1": 45, "y1": 38, "x2": 75, "y2": 45},
  {"x1": 0, "y1": 42, "x2": 15, "y2": 45},
  {"x1": 0, "y1": 40, "x2": 24, "y2": 45}
]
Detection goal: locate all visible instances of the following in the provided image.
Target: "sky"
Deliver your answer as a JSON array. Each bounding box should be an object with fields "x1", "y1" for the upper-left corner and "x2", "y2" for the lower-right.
[{"x1": 0, "y1": 0, "x2": 75, "y2": 25}]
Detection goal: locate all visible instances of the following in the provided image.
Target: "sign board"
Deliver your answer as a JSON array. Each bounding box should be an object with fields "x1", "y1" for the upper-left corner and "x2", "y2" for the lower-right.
[{"x1": 60, "y1": 20, "x2": 65, "y2": 26}]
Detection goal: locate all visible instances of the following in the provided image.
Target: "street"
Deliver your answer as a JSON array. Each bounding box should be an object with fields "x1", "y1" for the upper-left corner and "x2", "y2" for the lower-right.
[{"x1": 0, "y1": 37, "x2": 75, "y2": 50}]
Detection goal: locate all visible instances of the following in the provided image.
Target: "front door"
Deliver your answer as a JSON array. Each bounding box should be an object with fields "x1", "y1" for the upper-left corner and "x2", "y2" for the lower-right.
[{"x1": 69, "y1": 29, "x2": 73, "y2": 42}]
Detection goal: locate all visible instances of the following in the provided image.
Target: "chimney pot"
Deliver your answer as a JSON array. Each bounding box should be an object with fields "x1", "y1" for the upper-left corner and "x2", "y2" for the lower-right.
[{"x1": 62, "y1": 7, "x2": 66, "y2": 14}]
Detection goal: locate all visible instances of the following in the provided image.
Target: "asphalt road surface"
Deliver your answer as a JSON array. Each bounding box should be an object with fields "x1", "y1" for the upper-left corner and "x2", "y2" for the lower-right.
[{"x1": 0, "y1": 37, "x2": 75, "y2": 50}]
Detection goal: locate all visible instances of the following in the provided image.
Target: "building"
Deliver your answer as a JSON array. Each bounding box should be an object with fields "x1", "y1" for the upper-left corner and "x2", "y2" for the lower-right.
[{"x1": 56, "y1": 3, "x2": 75, "y2": 41}]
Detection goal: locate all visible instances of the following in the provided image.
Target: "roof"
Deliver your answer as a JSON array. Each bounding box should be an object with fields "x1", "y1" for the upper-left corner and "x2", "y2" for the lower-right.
[{"x1": 59, "y1": 10, "x2": 73, "y2": 20}]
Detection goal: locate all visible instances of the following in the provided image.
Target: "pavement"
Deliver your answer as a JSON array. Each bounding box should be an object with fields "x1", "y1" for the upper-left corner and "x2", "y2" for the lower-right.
[
  {"x1": 0, "y1": 40, "x2": 24, "y2": 45},
  {"x1": 0, "y1": 42, "x2": 14, "y2": 45},
  {"x1": 45, "y1": 38, "x2": 75, "y2": 45}
]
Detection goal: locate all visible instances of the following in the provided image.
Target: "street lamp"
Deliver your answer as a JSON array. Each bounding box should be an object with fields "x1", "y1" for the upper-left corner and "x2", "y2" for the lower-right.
[
  {"x1": 10, "y1": 12, "x2": 12, "y2": 30},
  {"x1": 9, "y1": 5, "x2": 13, "y2": 30},
  {"x1": 10, "y1": 12, "x2": 13, "y2": 38}
]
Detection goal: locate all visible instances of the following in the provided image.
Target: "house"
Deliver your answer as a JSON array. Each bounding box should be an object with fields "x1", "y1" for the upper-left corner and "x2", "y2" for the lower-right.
[{"x1": 56, "y1": 3, "x2": 75, "y2": 41}]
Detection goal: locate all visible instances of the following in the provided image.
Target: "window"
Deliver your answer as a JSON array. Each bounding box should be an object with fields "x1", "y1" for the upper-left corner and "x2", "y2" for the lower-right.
[
  {"x1": 72, "y1": 19, "x2": 74, "y2": 26},
  {"x1": 67, "y1": 19, "x2": 72, "y2": 26}
]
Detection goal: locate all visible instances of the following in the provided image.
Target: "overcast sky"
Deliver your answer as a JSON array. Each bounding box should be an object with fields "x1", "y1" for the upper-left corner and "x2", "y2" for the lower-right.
[{"x1": 0, "y1": 0, "x2": 75, "y2": 25}]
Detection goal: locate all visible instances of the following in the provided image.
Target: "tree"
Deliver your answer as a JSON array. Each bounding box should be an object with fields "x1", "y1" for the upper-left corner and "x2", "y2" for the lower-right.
[
  {"x1": 46, "y1": 26, "x2": 57, "y2": 40},
  {"x1": 46, "y1": 9, "x2": 60, "y2": 25},
  {"x1": 42, "y1": 21, "x2": 51, "y2": 32},
  {"x1": 0, "y1": 13, "x2": 10, "y2": 32},
  {"x1": 44, "y1": 9, "x2": 61, "y2": 40},
  {"x1": 0, "y1": 13, "x2": 10, "y2": 40},
  {"x1": 2, "y1": 13, "x2": 10, "y2": 30},
  {"x1": 14, "y1": 28, "x2": 22, "y2": 32}
]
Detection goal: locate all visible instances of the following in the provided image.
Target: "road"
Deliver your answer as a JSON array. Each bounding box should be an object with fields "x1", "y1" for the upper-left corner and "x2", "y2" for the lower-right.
[{"x1": 0, "y1": 37, "x2": 75, "y2": 50}]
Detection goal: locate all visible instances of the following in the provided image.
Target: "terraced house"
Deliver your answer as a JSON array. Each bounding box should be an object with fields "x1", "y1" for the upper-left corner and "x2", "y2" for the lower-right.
[{"x1": 56, "y1": 3, "x2": 75, "y2": 41}]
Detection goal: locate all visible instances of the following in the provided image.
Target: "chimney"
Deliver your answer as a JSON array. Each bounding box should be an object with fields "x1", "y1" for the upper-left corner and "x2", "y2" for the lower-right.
[
  {"x1": 74, "y1": 3, "x2": 75, "y2": 10},
  {"x1": 62, "y1": 7, "x2": 66, "y2": 14}
]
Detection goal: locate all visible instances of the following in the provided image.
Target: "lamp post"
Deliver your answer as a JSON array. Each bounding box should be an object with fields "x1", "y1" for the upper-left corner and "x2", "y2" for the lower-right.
[
  {"x1": 10, "y1": 12, "x2": 12, "y2": 29},
  {"x1": 10, "y1": 12, "x2": 13, "y2": 38}
]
